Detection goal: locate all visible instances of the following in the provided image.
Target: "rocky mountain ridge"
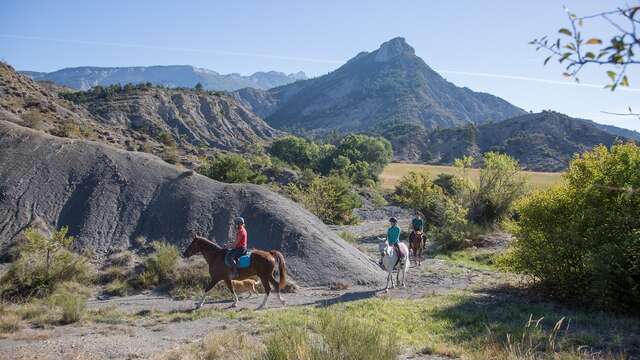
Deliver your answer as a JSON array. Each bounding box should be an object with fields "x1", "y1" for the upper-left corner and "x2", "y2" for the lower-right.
[
  {"x1": 21, "y1": 65, "x2": 307, "y2": 91},
  {"x1": 1, "y1": 62, "x2": 280, "y2": 159},
  {"x1": 234, "y1": 37, "x2": 526, "y2": 133},
  {"x1": 387, "y1": 111, "x2": 630, "y2": 171}
]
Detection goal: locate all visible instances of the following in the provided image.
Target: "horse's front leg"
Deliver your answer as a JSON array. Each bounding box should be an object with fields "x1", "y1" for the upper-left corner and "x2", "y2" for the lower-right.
[
  {"x1": 224, "y1": 279, "x2": 239, "y2": 308},
  {"x1": 385, "y1": 271, "x2": 392, "y2": 292},
  {"x1": 401, "y1": 268, "x2": 407, "y2": 288},
  {"x1": 197, "y1": 277, "x2": 220, "y2": 309}
]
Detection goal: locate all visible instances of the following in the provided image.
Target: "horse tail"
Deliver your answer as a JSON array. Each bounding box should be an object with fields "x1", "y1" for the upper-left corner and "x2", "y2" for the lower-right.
[{"x1": 269, "y1": 250, "x2": 287, "y2": 290}]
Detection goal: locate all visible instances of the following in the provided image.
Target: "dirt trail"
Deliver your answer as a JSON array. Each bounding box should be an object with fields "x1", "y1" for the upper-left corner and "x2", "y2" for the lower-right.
[{"x1": 0, "y1": 218, "x2": 508, "y2": 360}]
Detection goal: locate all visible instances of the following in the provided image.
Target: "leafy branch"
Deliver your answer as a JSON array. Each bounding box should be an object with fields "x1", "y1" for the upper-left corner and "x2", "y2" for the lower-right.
[{"x1": 531, "y1": 5, "x2": 640, "y2": 90}]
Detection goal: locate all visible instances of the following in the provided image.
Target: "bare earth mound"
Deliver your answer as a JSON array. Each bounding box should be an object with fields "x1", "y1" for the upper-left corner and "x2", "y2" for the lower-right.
[{"x1": 0, "y1": 120, "x2": 383, "y2": 286}]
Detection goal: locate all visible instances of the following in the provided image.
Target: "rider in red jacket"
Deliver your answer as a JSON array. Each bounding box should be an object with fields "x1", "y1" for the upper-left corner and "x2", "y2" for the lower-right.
[{"x1": 227, "y1": 217, "x2": 248, "y2": 278}]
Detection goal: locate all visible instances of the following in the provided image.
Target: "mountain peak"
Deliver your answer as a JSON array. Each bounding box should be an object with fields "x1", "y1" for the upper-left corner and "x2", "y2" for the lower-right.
[{"x1": 374, "y1": 37, "x2": 415, "y2": 62}]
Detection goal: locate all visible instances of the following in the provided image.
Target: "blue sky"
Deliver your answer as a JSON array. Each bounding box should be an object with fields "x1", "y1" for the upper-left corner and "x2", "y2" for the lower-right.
[{"x1": 2, "y1": 0, "x2": 639, "y2": 131}]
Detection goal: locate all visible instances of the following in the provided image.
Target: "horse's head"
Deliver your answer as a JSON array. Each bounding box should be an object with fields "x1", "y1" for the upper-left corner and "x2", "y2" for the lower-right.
[
  {"x1": 377, "y1": 238, "x2": 389, "y2": 256},
  {"x1": 182, "y1": 234, "x2": 201, "y2": 258}
]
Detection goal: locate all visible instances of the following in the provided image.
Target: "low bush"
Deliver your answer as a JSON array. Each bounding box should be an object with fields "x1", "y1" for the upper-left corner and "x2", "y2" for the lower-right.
[
  {"x1": 48, "y1": 282, "x2": 90, "y2": 324},
  {"x1": 0, "y1": 227, "x2": 94, "y2": 300},
  {"x1": 104, "y1": 278, "x2": 129, "y2": 296},
  {"x1": 503, "y1": 143, "x2": 640, "y2": 311},
  {"x1": 137, "y1": 241, "x2": 179, "y2": 288}
]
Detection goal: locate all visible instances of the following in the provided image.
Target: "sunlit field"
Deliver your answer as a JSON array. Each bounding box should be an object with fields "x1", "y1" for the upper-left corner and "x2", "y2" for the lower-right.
[{"x1": 381, "y1": 163, "x2": 563, "y2": 190}]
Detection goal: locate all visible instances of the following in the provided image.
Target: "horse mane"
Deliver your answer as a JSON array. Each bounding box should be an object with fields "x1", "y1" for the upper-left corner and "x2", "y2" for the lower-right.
[{"x1": 194, "y1": 235, "x2": 223, "y2": 251}]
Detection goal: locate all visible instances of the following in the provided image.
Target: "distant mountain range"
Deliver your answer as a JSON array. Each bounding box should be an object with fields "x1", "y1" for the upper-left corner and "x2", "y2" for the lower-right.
[
  {"x1": 5, "y1": 36, "x2": 639, "y2": 172},
  {"x1": 20, "y1": 65, "x2": 307, "y2": 91},
  {"x1": 233, "y1": 37, "x2": 525, "y2": 133},
  {"x1": 385, "y1": 111, "x2": 627, "y2": 171}
]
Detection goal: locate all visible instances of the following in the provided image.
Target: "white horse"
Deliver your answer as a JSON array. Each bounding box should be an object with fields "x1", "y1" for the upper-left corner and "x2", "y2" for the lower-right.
[{"x1": 378, "y1": 239, "x2": 410, "y2": 291}]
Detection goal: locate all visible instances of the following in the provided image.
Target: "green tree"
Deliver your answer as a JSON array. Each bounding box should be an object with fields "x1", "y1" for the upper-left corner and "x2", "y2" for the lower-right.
[
  {"x1": 197, "y1": 153, "x2": 266, "y2": 184},
  {"x1": 287, "y1": 175, "x2": 362, "y2": 225},
  {"x1": 394, "y1": 172, "x2": 469, "y2": 250},
  {"x1": 504, "y1": 143, "x2": 640, "y2": 311},
  {"x1": 194, "y1": 82, "x2": 204, "y2": 92},
  {"x1": 333, "y1": 134, "x2": 393, "y2": 180},
  {"x1": 455, "y1": 153, "x2": 527, "y2": 226},
  {"x1": 394, "y1": 172, "x2": 450, "y2": 227},
  {"x1": 269, "y1": 136, "x2": 326, "y2": 170}
]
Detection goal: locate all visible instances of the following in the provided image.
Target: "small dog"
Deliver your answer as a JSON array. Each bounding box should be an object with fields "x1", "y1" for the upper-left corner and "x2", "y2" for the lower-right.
[{"x1": 232, "y1": 279, "x2": 259, "y2": 298}]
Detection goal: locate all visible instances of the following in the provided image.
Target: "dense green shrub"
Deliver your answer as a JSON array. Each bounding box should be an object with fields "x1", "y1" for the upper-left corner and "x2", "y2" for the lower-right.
[
  {"x1": 0, "y1": 227, "x2": 94, "y2": 300},
  {"x1": 455, "y1": 153, "x2": 527, "y2": 225},
  {"x1": 197, "y1": 153, "x2": 267, "y2": 184},
  {"x1": 504, "y1": 143, "x2": 640, "y2": 311},
  {"x1": 288, "y1": 175, "x2": 362, "y2": 225}
]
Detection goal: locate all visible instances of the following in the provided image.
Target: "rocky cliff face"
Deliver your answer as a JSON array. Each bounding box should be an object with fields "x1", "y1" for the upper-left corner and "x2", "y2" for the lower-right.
[
  {"x1": 0, "y1": 120, "x2": 382, "y2": 286},
  {"x1": 233, "y1": 37, "x2": 525, "y2": 133},
  {"x1": 386, "y1": 111, "x2": 628, "y2": 171},
  {"x1": 1, "y1": 63, "x2": 280, "y2": 155},
  {"x1": 21, "y1": 65, "x2": 307, "y2": 91},
  {"x1": 65, "y1": 85, "x2": 281, "y2": 151}
]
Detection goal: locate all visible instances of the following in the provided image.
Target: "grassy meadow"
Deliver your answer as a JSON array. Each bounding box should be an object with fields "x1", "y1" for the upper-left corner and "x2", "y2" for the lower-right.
[{"x1": 381, "y1": 163, "x2": 563, "y2": 190}]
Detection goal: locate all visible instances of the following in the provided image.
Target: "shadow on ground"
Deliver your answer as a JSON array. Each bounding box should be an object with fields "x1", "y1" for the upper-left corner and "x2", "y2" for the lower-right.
[{"x1": 429, "y1": 285, "x2": 640, "y2": 357}]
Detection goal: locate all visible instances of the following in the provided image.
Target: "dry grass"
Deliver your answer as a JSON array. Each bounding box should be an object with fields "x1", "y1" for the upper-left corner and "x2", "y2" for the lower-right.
[
  {"x1": 0, "y1": 311, "x2": 22, "y2": 334},
  {"x1": 156, "y1": 331, "x2": 263, "y2": 360},
  {"x1": 381, "y1": 163, "x2": 562, "y2": 191}
]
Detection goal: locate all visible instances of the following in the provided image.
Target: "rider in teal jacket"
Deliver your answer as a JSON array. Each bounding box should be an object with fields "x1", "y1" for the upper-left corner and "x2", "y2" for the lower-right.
[
  {"x1": 387, "y1": 219, "x2": 400, "y2": 246},
  {"x1": 380, "y1": 217, "x2": 403, "y2": 267}
]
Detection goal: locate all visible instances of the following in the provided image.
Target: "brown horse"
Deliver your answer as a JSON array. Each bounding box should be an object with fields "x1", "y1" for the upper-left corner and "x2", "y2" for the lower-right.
[
  {"x1": 409, "y1": 230, "x2": 426, "y2": 266},
  {"x1": 183, "y1": 234, "x2": 287, "y2": 309}
]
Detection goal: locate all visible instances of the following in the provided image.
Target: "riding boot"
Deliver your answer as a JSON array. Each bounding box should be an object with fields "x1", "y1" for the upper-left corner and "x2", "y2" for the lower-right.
[{"x1": 230, "y1": 261, "x2": 239, "y2": 279}]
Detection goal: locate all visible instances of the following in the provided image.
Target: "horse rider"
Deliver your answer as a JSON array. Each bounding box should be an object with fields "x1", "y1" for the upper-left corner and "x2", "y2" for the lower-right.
[
  {"x1": 380, "y1": 217, "x2": 404, "y2": 267},
  {"x1": 226, "y1": 217, "x2": 248, "y2": 278},
  {"x1": 411, "y1": 212, "x2": 424, "y2": 236}
]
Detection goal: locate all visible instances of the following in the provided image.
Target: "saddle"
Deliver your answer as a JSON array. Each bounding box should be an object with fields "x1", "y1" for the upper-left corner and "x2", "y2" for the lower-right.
[{"x1": 224, "y1": 250, "x2": 252, "y2": 269}]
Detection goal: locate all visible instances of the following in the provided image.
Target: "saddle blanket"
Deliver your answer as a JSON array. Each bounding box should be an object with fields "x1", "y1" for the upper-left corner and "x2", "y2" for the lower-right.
[
  {"x1": 225, "y1": 251, "x2": 252, "y2": 269},
  {"x1": 237, "y1": 252, "x2": 252, "y2": 268}
]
